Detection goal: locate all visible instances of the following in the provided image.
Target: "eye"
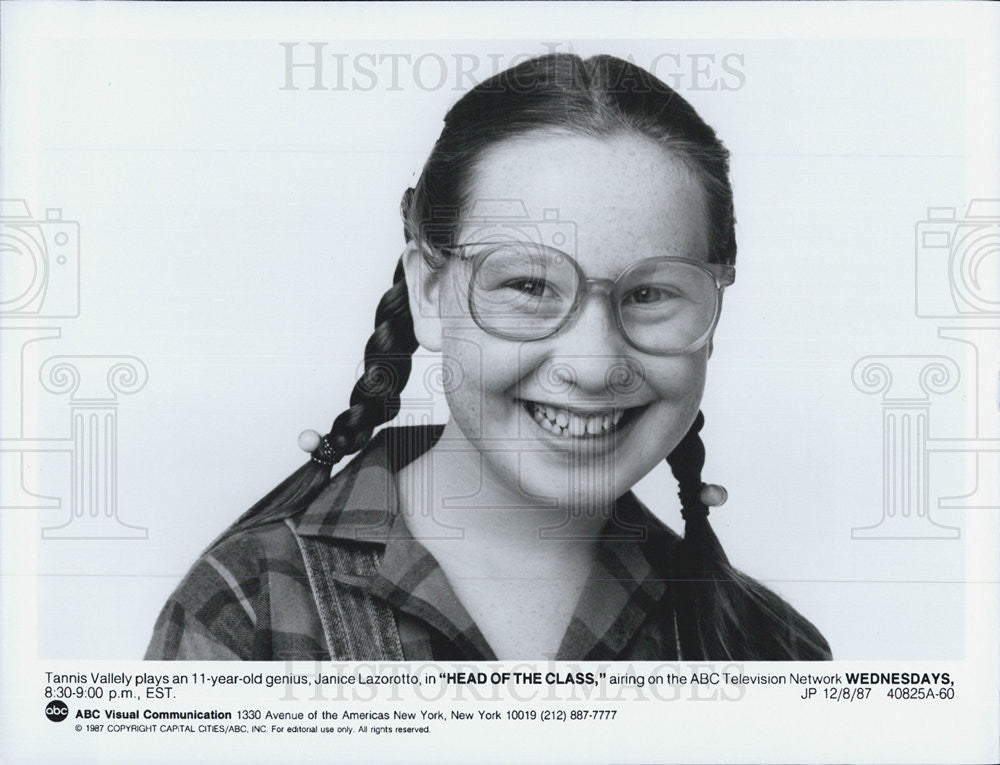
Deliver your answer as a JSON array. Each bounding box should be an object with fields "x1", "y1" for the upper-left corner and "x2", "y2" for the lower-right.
[
  {"x1": 622, "y1": 285, "x2": 682, "y2": 306},
  {"x1": 503, "y1": 277, "x2": 552, "y2": 297}
]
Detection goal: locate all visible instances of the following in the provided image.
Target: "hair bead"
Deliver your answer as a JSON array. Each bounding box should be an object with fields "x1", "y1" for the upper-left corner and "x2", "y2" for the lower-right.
[
  {"x1": 700, "y1": 483, "x2": 728, "y2": 507},
  {"x1": 297, "y1": 429, "x2": 321, "y2": 453},
  {"x1": 298, "y1": 429, "x2": 340, "y2": 467}
]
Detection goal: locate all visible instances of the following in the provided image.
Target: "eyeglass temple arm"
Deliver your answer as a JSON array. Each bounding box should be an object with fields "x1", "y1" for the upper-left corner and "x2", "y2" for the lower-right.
[{"x1": 712, "y1": 264, "x2": 736, "y2": 288}]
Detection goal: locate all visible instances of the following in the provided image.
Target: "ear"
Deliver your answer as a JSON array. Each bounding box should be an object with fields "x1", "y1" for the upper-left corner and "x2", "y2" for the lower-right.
[
  {"x1": 708, "y1": 338, "x2": 714, "y2": 359},
  {"x1": 401, "y1": 240, "x2": 443, "y2": 352}
]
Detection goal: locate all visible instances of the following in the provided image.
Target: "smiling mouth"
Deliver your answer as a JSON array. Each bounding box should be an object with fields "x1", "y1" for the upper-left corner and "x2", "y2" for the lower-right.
[{"x1": 518, "y1": 399, "x2": 645, "y2": 438}]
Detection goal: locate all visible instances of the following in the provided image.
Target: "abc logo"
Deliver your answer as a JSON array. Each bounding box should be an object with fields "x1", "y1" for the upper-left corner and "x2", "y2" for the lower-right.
[{"x1": 45, "y1": 700, "x2": 69, "y2": 722}]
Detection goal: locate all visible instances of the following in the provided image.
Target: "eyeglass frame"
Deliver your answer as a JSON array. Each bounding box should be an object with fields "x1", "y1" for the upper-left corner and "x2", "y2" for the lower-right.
[{"x1": 436, "y1": 241, "x2": 736, "y2": 356}]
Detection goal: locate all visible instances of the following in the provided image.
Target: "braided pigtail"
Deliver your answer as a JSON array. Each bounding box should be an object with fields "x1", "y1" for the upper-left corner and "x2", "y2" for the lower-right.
[
  {"x1": 668, "y1": 412, "x2": 832, "y2": 660},
  {"x1": 207, "y1": 258, "x2": 418, "y2": 548},
  {"x1": 320, "y1": 256, "x2": 419, "y2": 457}
]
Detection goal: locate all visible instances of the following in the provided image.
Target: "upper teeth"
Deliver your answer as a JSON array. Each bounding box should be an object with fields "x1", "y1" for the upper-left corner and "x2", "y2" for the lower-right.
[{"x1": 525, "y1": 401, "x2": 624, "y2": 437}]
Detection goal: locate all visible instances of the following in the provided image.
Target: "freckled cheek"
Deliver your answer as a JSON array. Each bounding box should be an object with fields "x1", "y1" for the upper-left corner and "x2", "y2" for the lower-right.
[
  {"x1": 445, "y1": 340, "x2": 522, "y2": 396},
  {"x1": 437, "y1": 280, "x2": 493, "y2": 391},
  {"x1": 440, "y1": 334, "x2": 526, "y2": 436},
  {"x1": 645, "y1": 355, "x2": 708, "y2": 409},
  {"x1": 623, "y1": 357, "x2": 707, "y2": 470}
]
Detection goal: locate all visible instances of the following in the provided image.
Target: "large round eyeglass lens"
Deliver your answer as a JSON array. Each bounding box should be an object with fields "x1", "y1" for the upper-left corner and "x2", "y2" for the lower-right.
[
  {"x1": 617, "y1": 260, "x2": 718, "y2": 353},
  {"x1": 470, "y1": 243, "x2": 578, "y2": 338}
]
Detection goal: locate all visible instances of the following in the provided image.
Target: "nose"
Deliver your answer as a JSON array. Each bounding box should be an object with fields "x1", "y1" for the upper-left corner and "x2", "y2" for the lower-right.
[
  {"x1": 559, "y1": 282, "x2": 624, "y2": 353},
  {"x1": 540, "y1": 289, "x2": 644, "y2": 399}
]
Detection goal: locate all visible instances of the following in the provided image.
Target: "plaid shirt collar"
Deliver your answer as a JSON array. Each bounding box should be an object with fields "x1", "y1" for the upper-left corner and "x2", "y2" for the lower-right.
[{"x1": 292, "y1": 425, "x2": 679, "y2": 660}]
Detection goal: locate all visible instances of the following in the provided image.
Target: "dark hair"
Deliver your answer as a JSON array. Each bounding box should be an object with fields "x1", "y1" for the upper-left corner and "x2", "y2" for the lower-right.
[
  {"x1": 215, "y1": 53, "x2": 829, "y2": 660},
  {"x1": 403, "y1": 53, "x2": 735, "y2": 267}
]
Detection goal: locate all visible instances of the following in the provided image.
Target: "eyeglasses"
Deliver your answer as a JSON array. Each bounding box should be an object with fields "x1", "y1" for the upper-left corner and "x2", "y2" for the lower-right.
[{"x1": 439, "y1": 241, "x2": 736, "y2": 356}]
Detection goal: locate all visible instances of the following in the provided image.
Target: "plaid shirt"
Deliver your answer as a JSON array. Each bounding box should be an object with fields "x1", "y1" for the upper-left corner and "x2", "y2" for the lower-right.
[{"x1": 145, "y1": 425, "x2": 686, "y2": 661}]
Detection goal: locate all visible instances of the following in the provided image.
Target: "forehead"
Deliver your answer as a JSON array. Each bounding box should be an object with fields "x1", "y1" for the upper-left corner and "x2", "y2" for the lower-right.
[{"x1": 461, "y1": 132, "x2": 711, "y2": 274}]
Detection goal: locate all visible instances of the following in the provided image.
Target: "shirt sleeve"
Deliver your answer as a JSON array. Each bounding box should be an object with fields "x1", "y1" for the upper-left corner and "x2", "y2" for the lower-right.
[{"x1": 144, "y1": 535, "x2": 267, "y2": 661}]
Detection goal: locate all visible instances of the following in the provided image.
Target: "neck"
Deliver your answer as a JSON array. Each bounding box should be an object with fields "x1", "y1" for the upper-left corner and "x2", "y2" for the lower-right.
[{"x1": 397, "y1": 419, "x2": 610, "y2": 562}]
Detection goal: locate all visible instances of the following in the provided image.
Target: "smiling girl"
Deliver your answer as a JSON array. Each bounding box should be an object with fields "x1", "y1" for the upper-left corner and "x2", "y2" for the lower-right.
[{"x1": 146, "y1": 53, "x2": 831, "y2": 662}]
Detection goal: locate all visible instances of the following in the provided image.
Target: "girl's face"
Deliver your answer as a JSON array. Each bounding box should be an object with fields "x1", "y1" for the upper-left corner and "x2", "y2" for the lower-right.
[{"x1": 410, "y1": 131, "x2": 714, "y2": 511}]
